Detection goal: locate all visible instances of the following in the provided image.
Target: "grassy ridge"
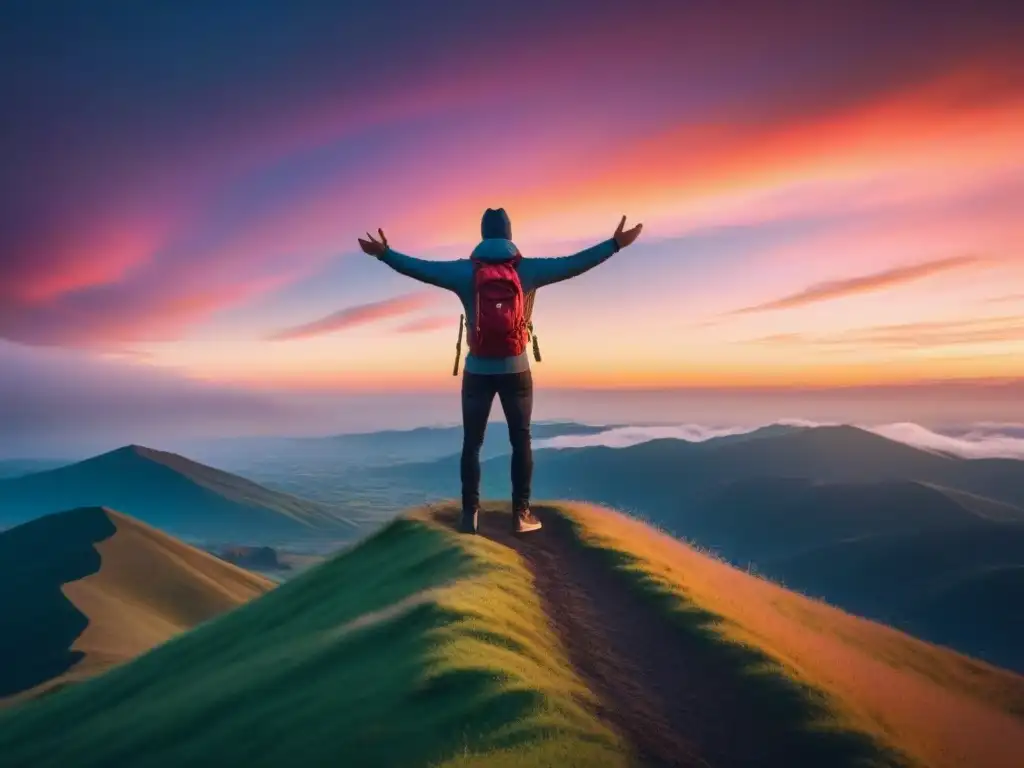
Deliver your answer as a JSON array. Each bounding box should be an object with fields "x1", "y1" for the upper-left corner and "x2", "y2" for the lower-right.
[
  {"x1": 0, "y1": 512, "x2": 626, "y2": 768},
  {"x1": 5, "y1": 501, "x2": 1022, "y2": 767},
  {"x1": 551, "y1": 502, "x2": 1024, "y2": 768}
]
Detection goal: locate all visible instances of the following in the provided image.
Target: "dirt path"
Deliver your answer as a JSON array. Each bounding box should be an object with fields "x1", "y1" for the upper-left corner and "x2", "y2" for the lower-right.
[{"x1": 432, "y1": 504, "x2": 787, "y2": 768}]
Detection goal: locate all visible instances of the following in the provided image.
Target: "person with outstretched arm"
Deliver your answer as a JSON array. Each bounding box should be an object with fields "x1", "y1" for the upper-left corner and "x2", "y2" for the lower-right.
[{"x1": 358, "y1": 208, "x2": 642, "y2": 535}]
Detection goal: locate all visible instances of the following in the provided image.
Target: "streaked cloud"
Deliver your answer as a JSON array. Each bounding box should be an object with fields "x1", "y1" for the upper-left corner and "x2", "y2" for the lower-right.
[
  {"x1": 3, "y1": 2, "x2": 1022, "y2": 349},
  {"x1": 268, "y1": 293, "x2": 439, "y2": 341},
  {"x1": 749, "y1": 315, "x2": 1024, "y2": 350},
  {"x1": 2, "y1": 0, "x2": 1022, "y2": 402},
  {"x1": 394, "y1": 316, "x2": 456, "y2": 334},
  {"x1": 727, "y1": 255, "x2": 982, "y2": 315}
]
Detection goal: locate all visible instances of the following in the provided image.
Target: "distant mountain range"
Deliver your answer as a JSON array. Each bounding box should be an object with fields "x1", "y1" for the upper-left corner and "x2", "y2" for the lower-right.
[
  {"x1": 0, "y1": 445, "x2": 360, "y2": 545},
  {"x1": 169, "y1": 421, "x2": 619, "y2": 513},
  {"x1": 5, "y1": 423, "x2": 1022, "y2": 673},
  {"x1": 186, "y1": 421, "x2": 615, "y2": 470},
  {"x1": 0, "y1": 459, "x2": 70, "y2": 480},
  {"x1": 0, "y1": 506, "x2": 273, "y2": 703},
  {"x1": 375, "y1": 423, "x2": 1024, "y2": 672}
]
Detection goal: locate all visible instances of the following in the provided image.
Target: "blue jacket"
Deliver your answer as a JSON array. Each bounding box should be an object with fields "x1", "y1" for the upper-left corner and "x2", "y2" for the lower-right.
[{"x1": 378, "y1": 237, "x2": 620, "y2": 374}]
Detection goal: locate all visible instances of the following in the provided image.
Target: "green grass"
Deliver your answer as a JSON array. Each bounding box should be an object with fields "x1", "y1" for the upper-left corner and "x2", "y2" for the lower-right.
[{"x1": 0, "y1": 514, "x2": 627, "y2": 768}]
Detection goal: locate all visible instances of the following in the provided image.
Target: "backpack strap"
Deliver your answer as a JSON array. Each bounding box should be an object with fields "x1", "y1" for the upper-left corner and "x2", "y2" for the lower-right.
[
  {"x1": 524, "y1": 290, "x2": 541, "y2": 362},
  {"x1": 452, "y1": 314, "x2": 464, "y2": 376},
  {"x1": 511, "y1": 254, "x2": 537, "y2": 359}
]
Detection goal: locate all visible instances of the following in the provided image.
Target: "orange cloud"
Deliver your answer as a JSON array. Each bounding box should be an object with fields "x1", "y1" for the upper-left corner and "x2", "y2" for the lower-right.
[
  {"x1": 267, "y1": 293, "x2": 439, "y2": 341},
  {"x1": 748, "y1": 315, "x2": 1024, "y2": 349},
  {"x1": 0, "y1": 268, "x2": 301, "y2": 349},
  {"x1": 419, "y1": 64, "x2": 1024, "y2": 248},
  {"x1": 727, "y1": 255, "x2": 982, "y2": 315}
]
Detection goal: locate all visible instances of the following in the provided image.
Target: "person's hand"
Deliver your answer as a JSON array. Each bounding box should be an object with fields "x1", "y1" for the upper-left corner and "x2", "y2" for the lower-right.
[
  {"x1": 358, "y1": 228, "x2": 389, "y2": 258},
  {"x1": 613, "y1": 215, "x2": 643, "y2": 250}
]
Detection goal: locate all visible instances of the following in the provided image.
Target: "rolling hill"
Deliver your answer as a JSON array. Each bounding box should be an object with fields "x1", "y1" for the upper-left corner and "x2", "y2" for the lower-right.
[
  {"x1": 0, "y1": 506, "x2": 273, "y2": 703},
  {"x1": 0, "y1": 444, "x2": 360, "y2": 544},
  {"x1": 764, "y1": 520, "x2": 1024, "y2": 673},
  {"x1": 389, "y1": 424, "x2": 1024, "y2": 510},
  {"x1": 0, "y1": 501, "x2": 1021, "y2": 767},
  {"x1": 673, "y1": 477, "x2": 1024, "y2": 561},
  {"x1": 375, "y1": 424, "x2": 1024, "y2": 672}
]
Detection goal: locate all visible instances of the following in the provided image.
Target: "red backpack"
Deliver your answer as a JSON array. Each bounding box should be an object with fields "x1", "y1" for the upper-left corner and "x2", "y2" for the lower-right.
[
  {"x1": 451, "y1": 254, "x2": 542, "y2": 373},
  {"x1": 470, "y1": 254, "x2": 527, "y2": 357}
]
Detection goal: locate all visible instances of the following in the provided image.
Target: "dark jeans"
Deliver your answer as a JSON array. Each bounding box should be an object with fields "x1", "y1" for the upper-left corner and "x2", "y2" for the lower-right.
[{"x1": 461, "y1": 370, "x2": 533, "y2": 513}]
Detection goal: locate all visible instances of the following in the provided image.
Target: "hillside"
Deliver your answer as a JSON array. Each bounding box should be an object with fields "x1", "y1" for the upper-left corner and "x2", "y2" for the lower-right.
[
  {"x1": 0, "y1": 507, "x2": 273, "y2": 703},
  {"x1": 410, "y1": 423, "x2": 1024, "y2": 511},
  {"x1": 766, "y1": 521, "x2": 1024, "y2": 672},
  {"x1": 676, "y1": 477, "x2": 1024, "y2": 562},
  {"x1": 0, "y1": 445, "x2": 359, "y2": 544},
  {"x1": 375, "y1": 425, "x2": 1024, "y2": 669},
  {"x1": 370, "y1": 424, "x2": 974, "y2": 509},
  {"x1": 1, "y1": 502, "x2": 1021, "y2": 767}
]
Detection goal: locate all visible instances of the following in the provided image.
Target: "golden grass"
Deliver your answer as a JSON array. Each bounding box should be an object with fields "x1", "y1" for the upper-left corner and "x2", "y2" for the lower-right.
[
  {"x1": 555, "y1": 501, "x2": 1024, "y2": 768},
  {"x1": 17, "y1": 508, "x2": 273, "y2": 699}
]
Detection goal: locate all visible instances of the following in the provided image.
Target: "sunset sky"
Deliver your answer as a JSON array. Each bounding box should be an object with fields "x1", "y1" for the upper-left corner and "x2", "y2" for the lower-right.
[{"x1": 2, "y1": 0, "x2": 1023, "y2": 450}]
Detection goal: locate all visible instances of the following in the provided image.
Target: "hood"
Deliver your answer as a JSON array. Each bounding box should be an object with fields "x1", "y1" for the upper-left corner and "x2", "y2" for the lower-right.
[{"x1": 470, "y1": 238, "x2": 519, "y2": 262}]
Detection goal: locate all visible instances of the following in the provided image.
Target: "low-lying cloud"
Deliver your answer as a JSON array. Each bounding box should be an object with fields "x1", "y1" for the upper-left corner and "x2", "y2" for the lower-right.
[
  {"x1": 0, "y1": 340, "x2": 300, "y2": 457},
  {"x1": 868, "y1": 421, "x2": 1024, "y2": 459},
  {"x1": 533, "y1": 419, "x2": 821, "y2": 450},
  {"x1": 534, "y1": 419, "x2": 1024, "y2": 459},
  {"x1": 534, "y1": 424, "x2": 751, "y2": 449}
]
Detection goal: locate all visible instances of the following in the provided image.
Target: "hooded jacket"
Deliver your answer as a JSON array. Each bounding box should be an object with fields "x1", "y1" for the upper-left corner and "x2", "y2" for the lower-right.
[{"x1": 377, "y1": 235, "x2": 620, "y2": 374}]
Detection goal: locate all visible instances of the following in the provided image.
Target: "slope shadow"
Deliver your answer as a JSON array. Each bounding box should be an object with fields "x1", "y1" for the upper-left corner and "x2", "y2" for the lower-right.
[{"x1": 0, "y1": 507, "x2": 116, "y2": 697}]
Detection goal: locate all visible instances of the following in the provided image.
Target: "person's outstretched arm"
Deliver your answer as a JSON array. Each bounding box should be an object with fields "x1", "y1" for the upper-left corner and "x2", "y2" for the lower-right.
[
  {"x1": 358, "y1": 229, "x2": 464, "y2": 291},
  {"x1": 522, "y1": 216, "x2": 643, "y2": 290}
]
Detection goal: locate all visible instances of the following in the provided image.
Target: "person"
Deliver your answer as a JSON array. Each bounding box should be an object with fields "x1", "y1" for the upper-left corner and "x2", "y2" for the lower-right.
[{"x1": 358, "y1": 208, "x2": 642, "y2": 534}]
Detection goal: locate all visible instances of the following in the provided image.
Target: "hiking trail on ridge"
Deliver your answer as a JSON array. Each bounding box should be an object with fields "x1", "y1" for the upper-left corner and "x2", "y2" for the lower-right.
[{"x1": 431, "y1": 504, "x2": 803, "y2": 768}]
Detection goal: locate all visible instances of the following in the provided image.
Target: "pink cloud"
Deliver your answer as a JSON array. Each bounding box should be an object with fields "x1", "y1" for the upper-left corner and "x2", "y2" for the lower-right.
[
  {"x1": 394, "y1": 316, "x2": 457, "y2": 334},
  {"x1": 727, "y1": 255, "x2": 983, "y2": 315},
  {"x1": 267, "y1": 293, "x2": 440, "y2": 341}
]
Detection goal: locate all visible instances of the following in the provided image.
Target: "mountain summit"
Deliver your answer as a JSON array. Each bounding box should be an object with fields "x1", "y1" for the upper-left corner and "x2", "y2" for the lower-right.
[{"x1": 0, "y1": 445, "x2": 357, "y2": 543}]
